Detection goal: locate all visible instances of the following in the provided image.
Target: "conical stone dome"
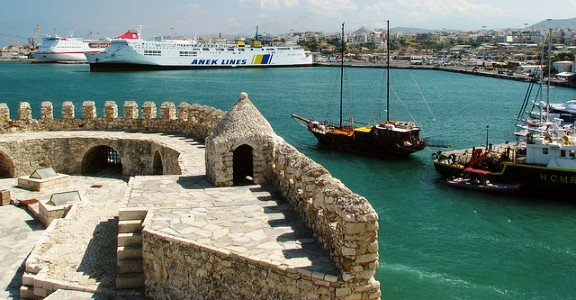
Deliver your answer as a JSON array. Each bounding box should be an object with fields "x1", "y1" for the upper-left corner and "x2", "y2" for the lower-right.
[
  {"x1": 210, "y1": 92, "x2": 274, "y2": 141},
  {"x1": 205, "y1": 92, "x2": 276, "y2": 187}
]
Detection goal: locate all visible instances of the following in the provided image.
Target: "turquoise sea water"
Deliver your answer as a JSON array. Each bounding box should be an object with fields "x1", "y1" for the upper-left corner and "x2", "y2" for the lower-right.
[{"x1": 1, "y1": 62, "x2": 576, "y2": 298}]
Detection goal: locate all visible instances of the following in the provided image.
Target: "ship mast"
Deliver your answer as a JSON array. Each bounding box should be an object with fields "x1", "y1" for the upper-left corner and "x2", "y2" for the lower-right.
[
  {"x1": 339, "y1": 23, "x2": 344, "y2": 129},
  {"x1": 386, "y1": 20, "x2": 390, "y2": 122},
  {"x1": 545, "y1": 19, "x2": 552, "y2": 123}
]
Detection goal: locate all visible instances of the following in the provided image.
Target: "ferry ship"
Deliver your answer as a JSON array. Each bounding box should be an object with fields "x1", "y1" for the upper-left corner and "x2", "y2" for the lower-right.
[
  {"x1": 32, "y1": 30, "x2": 139, "y2": 63},
  {"x1": 86, "y1": 36, "x2": 313, "y2": 71}
]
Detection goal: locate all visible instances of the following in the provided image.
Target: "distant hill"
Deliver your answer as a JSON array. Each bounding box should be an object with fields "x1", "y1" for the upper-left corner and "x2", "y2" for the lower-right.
[
  {"x1": 390, "y1": 27, "x2": 435, "y2": 34},
  {"x1": 389, "y1": 27, "x2": 463, "y2": 34},
  {"x1": 527, "y1": 17, "x2": 576, "y2": 30}
]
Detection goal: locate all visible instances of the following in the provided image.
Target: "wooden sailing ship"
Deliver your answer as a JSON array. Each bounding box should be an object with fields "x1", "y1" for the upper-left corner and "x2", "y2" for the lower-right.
[{"x1": 292, "y1": 21, "x2": 427, "y2": 157}]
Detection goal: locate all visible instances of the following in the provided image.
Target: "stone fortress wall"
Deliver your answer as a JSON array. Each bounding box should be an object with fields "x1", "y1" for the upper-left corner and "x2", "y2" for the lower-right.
[{"x1": 0, "y1": 97, "x2": 380, "y2": 299}]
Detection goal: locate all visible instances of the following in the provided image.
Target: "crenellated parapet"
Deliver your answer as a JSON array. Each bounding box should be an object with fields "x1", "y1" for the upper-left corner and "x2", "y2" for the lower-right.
[
  {"x1": 40, "y1": 101, "x2": 53, "y2": 120},
  {"x1": 0, "y1": 100, "x2": 224, "y2": 139}
]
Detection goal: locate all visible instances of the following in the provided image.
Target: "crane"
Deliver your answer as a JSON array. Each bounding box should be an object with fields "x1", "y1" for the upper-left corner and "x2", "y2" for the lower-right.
[
  {"x1": 28, "y1": 25, "x2": 41, "y2": 49},
  {"x1": 0, "y1": 32, "x2": 20, "y2": 47}
]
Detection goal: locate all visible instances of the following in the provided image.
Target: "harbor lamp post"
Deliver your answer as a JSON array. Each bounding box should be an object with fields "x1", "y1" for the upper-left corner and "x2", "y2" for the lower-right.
[{"x1": 485, "y1": 125, "x2": 490, "y2": 149}]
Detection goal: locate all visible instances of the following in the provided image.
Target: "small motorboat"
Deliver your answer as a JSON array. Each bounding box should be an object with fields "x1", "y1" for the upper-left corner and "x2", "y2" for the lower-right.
[
  {"x1": 447, "y1": 177, "x2": 521, "y2": 194},
  {"x1": 446, "y1": 168, "x2": 521, "y2": 194}
]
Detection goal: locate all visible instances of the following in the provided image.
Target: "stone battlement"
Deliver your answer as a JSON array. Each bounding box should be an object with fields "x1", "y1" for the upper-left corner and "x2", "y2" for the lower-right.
[{"x1": 0, "y1": 100, "x2": 223, "y2": 138}]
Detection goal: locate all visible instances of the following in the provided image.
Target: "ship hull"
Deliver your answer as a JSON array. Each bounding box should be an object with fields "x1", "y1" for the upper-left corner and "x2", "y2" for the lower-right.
[
  {"x1": 31, "y1": 52, "x2": 88, "y2": 63},
  {"x1": 434, "y1": 160, "x2": 576, "y2": 194},
  {"x1": 89, "y1": 62, "x2": 313, "y2": 72},
  {"x1": 87, "y1": 39, "x2": 314, "y2": 72},
  {"x1": 310, "y1": 127, "x2": 426, "y2": 157}
]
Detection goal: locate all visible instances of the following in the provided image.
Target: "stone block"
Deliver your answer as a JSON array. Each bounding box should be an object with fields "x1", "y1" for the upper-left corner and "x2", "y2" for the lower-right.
[
  {"x1": 117, "y1": 259, "x2": 143, "y2": 273},
  {"x1": 0, "y1": 189, "x2": 10, "y2": 206},
  {"x1": 119, "y1": 208, "x2": 148, "y2": 221},
  {"x1": 119, "y1": 219, "x2": 143, "y2": 233},
  {"x1": 17, "y1": 173, "x2": 70, "y2": 192},
  {"x1": 124, "y1": 100, "x2": 139, "y2": 119},
  {"x1": 116, "y1": 273, "x2": 145, "y2": 289},
  {"x1": 117, "y1": 246, "x2": 142, "y2": 260},
  {"x1": 82, "y1": 101, "x2": 97, "y2": 119},
  {"x1": 178, "y1": 102, "x2": 190, "y2": 121},
  {"x1": 61, "y1": 101, "x2": 75, "y2": 119},
  {"x1": 21, "y1": 272, "x2": 35, "y2": 286},
  {"x1": 118, "y1": 232, "x2": 142, "y2": 247},
  {"x1": 160, "y1": 102, "x2": 176, "y2": 120},
  {"x1": 104, "y1": 100, "x2": 119, "y2": 119},
  {"x1": 142, "y1": 101, "x2": 157, "y2": 119},
  {"x1": 40, "y1": 101, "x2": 53, "y2": 119},
  {"x1": 19, "y1": 285, "x2": 34, "y2": 299},
  {"x1": 18, "y1": 102, "x2": 32, "y2": 121},
  {"x1": 0, "y1": 103, "x2": 10, "y2": 122}
]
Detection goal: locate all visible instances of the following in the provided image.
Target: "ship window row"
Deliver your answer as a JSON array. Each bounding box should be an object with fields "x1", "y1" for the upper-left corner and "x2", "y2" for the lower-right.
[
  {"x1": 144, "y1": 50, "x2": 161, "y2": 56},
  {"x1": 179, "y1": 51, "x2": 197, "y2": 56}
]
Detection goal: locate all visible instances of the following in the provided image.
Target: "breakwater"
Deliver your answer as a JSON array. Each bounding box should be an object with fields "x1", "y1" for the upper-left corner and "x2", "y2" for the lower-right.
[{"x1": 315, "y1": 61, "x2": 576, "y2": 88}]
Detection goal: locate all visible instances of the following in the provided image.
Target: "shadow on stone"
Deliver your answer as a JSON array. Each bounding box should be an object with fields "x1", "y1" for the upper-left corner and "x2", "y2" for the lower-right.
[
  {"x1": 76, "y1": 217, "x2": 118, "y2": 290},
  {"x1": 176, "y1": 175, "x2": 212, "y2": 189}
]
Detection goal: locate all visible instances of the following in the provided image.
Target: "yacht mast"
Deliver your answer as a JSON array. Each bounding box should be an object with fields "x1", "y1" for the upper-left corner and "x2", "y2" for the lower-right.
[
  {"x1": 545, "y1": 18, "x2": 552, "y2": 123},
  {"x1": 340, "y1": 22, "x2": 344, "y2": 128},
  {"x1": 386, "y1": 20, "x2": 390, "y2": 122}
]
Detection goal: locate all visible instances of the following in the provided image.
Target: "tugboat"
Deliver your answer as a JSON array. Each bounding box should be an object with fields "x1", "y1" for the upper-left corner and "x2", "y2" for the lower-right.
[{"x1": 292, "y1": 21, "x2": 427, "y2": 158}]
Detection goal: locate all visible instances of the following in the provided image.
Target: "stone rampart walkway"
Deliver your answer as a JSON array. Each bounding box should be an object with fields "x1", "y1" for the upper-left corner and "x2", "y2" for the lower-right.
[
  {"x1": 131, "y1": 176, "x2": 339, "y2": 276},
  {"x1": 0, "y1": 131, "x2": 338, "y2": 297}
]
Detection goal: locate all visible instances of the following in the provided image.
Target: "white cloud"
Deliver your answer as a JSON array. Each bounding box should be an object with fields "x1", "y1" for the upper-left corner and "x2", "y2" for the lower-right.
[
  {"x1": 239, "y1": 0, "x2": 300, "y2": 10},
  {"x1": 365, "y1": 0, "x2": 503, "y2": 22},
  {"x1": 307, "y1": 0, "x2": 357, "y2": 15}
]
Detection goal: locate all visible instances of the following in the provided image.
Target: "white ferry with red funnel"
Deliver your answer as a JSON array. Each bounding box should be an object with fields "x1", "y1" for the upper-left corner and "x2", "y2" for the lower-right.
[
  {"x1": 32, "y1": 30, "x2": 139, "y2": 63},
  {"x1": 86, "y1": 34, "x2": 313, "y2": 71}
]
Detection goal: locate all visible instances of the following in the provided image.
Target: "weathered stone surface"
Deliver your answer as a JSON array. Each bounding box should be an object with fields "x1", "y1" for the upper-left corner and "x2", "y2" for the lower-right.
[
  {"x1": 18, "y1": 102, "x2": 32, "y2": 121},
  {"x1": 0, "y1": 95, "x2": 380, "y2": 299},
  {"x1": 83, "y1": 101, "x2": 97, "y2": 120},
  {"x1": 40, "y1": 101, "x2": 53, "y2": 120}
]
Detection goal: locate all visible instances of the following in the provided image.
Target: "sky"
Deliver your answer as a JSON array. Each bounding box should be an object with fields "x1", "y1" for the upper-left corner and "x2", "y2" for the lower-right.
[{"x1": 1, "y1": 0, "x2": 575, "y2": 45}]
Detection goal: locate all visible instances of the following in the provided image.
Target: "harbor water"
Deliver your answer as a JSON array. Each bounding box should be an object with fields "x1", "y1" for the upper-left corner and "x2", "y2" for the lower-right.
[{"x1": 1, "y1": 62, "x2": 575, "y2": 298}]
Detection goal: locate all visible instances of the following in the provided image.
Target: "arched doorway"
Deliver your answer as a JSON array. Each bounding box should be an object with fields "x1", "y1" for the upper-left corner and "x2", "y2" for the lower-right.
[
  {"x1": 81, "y1": 145, "x2": 123, "y2": 175},
  {"x1": 233, "y1": 144, "x2": 254, "y2": 185},
  {"x1": 153, "y1": 151, "x2": 163, "y2": 175},
  {"x1": 0, "y1": 151, "x2": 15, "y2": 178}
]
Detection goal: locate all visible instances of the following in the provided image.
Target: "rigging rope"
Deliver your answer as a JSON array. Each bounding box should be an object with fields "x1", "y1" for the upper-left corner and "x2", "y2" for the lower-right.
[
  {"x1": 410, "y1": 72, "x2": 437, "y2": 122},
  {"x1": 390, "y1": 87, "x2": 418, "y2": 125}
]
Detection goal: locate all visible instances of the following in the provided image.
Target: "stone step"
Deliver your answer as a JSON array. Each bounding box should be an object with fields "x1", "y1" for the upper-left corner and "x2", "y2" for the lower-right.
[
  {"x1": 117, "y1": 259, "x2": 143, "y2": 274},
  {"x1": 117, "y1": 246, "x2": 142, "y2": 260},
  {"x1": 119, "y1": 208, "x2": 148, "y2": 221},
  {"x1": 116, "y1": 273, "x2": 145, "y2": 290},
  {"x1": 117, "y1": 232, "x2": 142, "y2": 247},
  {"x1": 22, "y1": 272, "x2": 35, "y2": 286},
  {"x1": 118, "y1": 219, "x2": 143, "y2": 233},
  {"x1": 19, "y1": 285, "x2": 34, "y2": 299}
]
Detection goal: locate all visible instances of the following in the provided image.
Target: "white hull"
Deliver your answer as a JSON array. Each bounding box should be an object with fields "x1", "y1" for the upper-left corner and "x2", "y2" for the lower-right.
[
  {"x1": 87, "y1": 39, "x2": 313, "y2": 71},
  {"x1": 32, "y1": 36, "x2": 109, "y2": 63},
  {"x1": 32, "y1": 52, "x2": 89, "y2": 62}
]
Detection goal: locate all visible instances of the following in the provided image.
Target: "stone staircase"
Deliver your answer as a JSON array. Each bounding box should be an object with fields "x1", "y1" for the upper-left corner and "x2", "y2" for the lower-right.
[{"x1": 116, "y1": 208, "x2": 148, "y2": 294}]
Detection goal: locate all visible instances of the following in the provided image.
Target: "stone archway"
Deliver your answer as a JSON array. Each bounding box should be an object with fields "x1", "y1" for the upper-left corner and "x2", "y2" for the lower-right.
[
  {"x1": 0, "y1": 151, "x2": 15, "y2": 178},
  {"x1": 81, "y1": 145, "x2": 123, "y2": 175},
  {"x1": 153, "y1": 151, "x2": 163, "y2": 175},
  {"x1": 233, "y1": 144, "x2": 254, "y2": 185}
]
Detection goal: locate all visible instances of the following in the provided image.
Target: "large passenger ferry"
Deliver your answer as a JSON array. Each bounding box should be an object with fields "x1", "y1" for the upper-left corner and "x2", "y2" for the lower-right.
[
  {"x1": 31, "y1": 35, "x2": 110, "y2": 63},
  {"x1": 32, "y1": 30, "x2": 140, "y2": 63},
  {"x1": 86, "y1": 35, "x2": 313, "y2": 71}
]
